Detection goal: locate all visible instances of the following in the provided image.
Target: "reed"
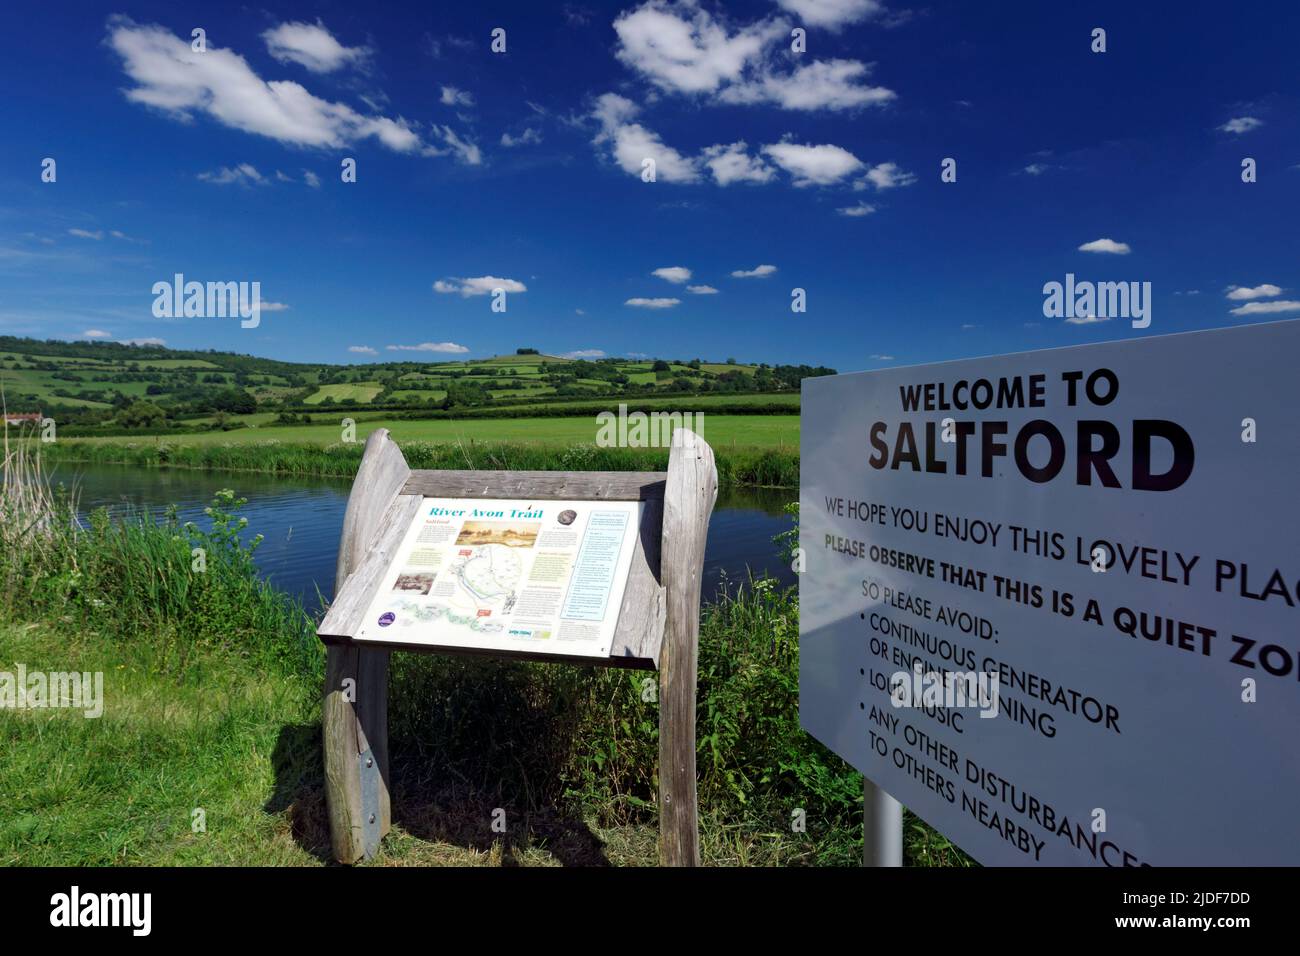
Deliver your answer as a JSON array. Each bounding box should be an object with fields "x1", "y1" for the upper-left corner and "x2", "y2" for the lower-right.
[{"x1": 37, "y1": 438, "x2": 801, "y2": 489}]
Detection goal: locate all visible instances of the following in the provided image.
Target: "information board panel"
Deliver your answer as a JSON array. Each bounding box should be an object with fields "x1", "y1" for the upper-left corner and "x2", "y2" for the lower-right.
[
  {"x1": 800, "y1": 321, "x2": 1300, "y2": 865},
  {"x1": 356, "y1": 496, "x2": 643, "y2": 658}
]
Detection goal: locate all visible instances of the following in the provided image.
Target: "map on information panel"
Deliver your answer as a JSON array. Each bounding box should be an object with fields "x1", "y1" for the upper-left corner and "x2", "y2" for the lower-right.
[{"x1": 355, "y1": 497, "x2": 643, "y2": 658}]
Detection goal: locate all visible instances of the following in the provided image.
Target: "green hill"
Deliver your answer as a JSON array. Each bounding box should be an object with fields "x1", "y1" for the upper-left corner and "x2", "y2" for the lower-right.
[{"x1": 0, "y1": 336, "x2": 832, "y2": 434}]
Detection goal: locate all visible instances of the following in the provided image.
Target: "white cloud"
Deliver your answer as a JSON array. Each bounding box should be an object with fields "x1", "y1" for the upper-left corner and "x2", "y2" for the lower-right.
[
  {"x1": 592, "y1": 98, "x2": 866, "y2": 189},
  {"x1": 107, "y1": 18, "x2": 449, "y2": 158},
  {"x1": 429, "y1": 125, "x2": 482, "y2": 165},
  {"x1": 262, "y1": 20, "x2": 369, "y2": 73},
  {"x1": 1078, "y1": 237, "x2": 1131, "y2": 255},
  {"x1": 590, "y1": 93, "x2": 700, "y2": 183},
  {"x1": 837, "y1": 201, "x2": 876, "y2": 217},
  {"x1": 775, "y1": 0, "x2": 883, "y2": 29},
  {"x1": 423, "y1": 34, "x2": 475, "y2": 59},
  {"x1": 197, "y1": 164, "x2": 267, "y2": 186},
  {"x1": 719, "y1": 59, "x2": 895, "y2": 111},
  {"x1": 500, "y1": 128, "x2": 542, "y2": 147},
  {"x1": 687, "y1": 284, "x2": 718, "y2": 294},
  {"x1": 348, "y1": 345, "x2": 377, "y2": 355},
  {"x1": 433, "y1": 276, "x2": 527, "y2": 297},
  {"x1": 68, "y1": 228, "x2": 104, "y2": 240},
  {"x1": 82, "y1": 329, "x2": 112, "y2": 338},
  {"x1": 303, "y1": 169, "x2": 321, "y2": 188},
  {"x1": 653, "y1": 266, "x2": 692, "y2": 283},
  {"x1": 562, "y1": 349, "x2": 607, "y2": 359},
  {"x1": 731, "y1": 264, "x2": 777, "y2": 278},
  {"x1": 860, "y1": 161, "x2": 916, "y2": 190},
  {"x1": 613, "y1": 2, "x2": 783, "y2": 95},
  {"x1": 762, "y1": 140, "x2": 862, "y2": 186},
  {"x1": 259, "y1": 302, "x2": 291, "y2": 312},
  {"x1": 441, "y1": 86, "x2": 475, "y2": 107},
  {"x1": 1219, "y1": 116, "x2": 1263, "y2": 134},
  {"x1": 1023, "y1": 162, "x2": 1049, "y2": 175},
  {"x1": 1225, "y1": 284, "x2": 1282, "y2": 300},
  {"x1": 1064, "y1": 314, "x2": 1112, "y2": 325},
  {"x1": 870, "y1": 353, "x2": 894, "y2": 360},
  {"x1": 701, "y1": 141, "x2": 775, "y2": 185},
  {"x1": 385, "y1": 342, "x2": 470, "y2": 353},
  {"x1": 625, "y1": 297, "x2": 681, "y2": 308},
  {"x1": 431, "y1": 126, "x2": 483, "y2": 165},
  {"x1": 613, "y1": 3, "x2": 893, "y2": 110},
  {"x1": 1229, "y1": 300, "x2": 1300, "y2": 316}
]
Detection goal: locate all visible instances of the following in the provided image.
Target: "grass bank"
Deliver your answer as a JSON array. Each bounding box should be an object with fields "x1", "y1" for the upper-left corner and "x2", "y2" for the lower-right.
[
  {"x1": 38, "y1": 436, "x2": 801, "y2": 489},
  {"x1": 56, "y1": 413, "x2": 800, "y2": 451},
  {"x1": 1, "y1": 443, "x2": 968, "y2": 866}
]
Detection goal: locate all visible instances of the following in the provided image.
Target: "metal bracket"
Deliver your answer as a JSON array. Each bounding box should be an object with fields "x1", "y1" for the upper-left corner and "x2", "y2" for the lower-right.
[{"x1": 358, "y1": 747, "x2": 381, "y2": 859}]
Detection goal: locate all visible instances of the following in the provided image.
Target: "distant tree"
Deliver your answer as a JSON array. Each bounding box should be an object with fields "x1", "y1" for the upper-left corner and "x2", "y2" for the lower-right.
[
  {"x1": 212, "y1": 388, "x2": 257, "y2": 415},
  {"x1": 516, "y1": 348, "x2": 539, "y2": 355},
  {"x1": 652, "y1": 359, "x2": 670, "y2": 372},
  {"x1": 116, "y1": 400, "x2": 167, "y2": 429}
]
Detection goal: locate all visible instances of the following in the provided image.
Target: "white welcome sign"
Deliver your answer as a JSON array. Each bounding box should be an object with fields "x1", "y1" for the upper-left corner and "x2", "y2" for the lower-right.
[{"x1": 800, "y1": 321, "x2": 1300, "y2": 865}]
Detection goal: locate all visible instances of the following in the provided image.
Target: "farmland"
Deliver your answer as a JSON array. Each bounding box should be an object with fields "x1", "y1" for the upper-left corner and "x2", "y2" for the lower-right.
[
  {"x1": 0, "y1": 337, "x2": 829, "y2": 439},
  {"x1": 58, "y1": 413, "x2": 800, "y2": 450}
]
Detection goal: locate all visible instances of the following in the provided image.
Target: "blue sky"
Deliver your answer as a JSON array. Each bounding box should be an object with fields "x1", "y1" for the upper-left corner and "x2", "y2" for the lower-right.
[{"x1": 1, "y1": 0, "x2": 1296, "y2": 370}]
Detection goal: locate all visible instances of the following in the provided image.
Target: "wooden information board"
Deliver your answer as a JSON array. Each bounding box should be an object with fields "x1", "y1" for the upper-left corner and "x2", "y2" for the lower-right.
[{"x1": 317, "y1": 427, "x2": 716, "y2": 865}]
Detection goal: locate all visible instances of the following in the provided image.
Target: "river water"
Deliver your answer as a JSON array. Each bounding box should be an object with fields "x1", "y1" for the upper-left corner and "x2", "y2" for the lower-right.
[{"x1": 52, "y1": 462, "x2": 797, "y2": 608}]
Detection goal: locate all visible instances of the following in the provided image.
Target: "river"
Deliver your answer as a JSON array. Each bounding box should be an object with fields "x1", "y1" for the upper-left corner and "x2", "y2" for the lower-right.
[{"x1": 53, "y1": 462, "x2": 797, "y2": 608}]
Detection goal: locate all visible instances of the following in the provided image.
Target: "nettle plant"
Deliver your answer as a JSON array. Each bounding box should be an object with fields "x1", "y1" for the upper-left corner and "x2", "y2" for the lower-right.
[{"x1": 183, "y1": 488, "x2": 263, "y2": 579}]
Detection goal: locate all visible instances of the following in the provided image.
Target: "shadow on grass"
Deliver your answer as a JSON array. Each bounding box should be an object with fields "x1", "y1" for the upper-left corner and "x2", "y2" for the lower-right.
[{"x1": 264, "y1": 717, "x2": 613, "y2": 867}]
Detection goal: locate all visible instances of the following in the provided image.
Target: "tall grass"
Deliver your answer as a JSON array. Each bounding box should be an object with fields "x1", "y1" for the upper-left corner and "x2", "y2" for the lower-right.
[
  {"x1": 5, "y1": 430, "x2": 970, "y2": 865},
  {"x1": 384, "y1": 574, "x2": 867, "y2": 864},
  {"x1": 37, "y1": 438, "x2": 801, "y2": 489},
  {"x1": 1, "y1": 435, "x2": 318, "y2": 678},
  {"x1": 0, "y1": 426, "x2": 66, "y2": 597}
]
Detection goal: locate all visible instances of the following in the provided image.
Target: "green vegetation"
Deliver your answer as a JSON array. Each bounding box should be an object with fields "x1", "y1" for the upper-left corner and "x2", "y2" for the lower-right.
[
  {"x1": 0, "y1": 441, "x2": 970, "y2": 866},
  {"x1": 59, "y1": 411, "x2": 798, "y2": 450},
  {"x1": 0, "y1": 336, "x2": 831, "y2": 441},
  {"x1": 303, "y1": 382, "x2": 384, "y2": 405},
  {"x1": 38, "y1": 435, "x2": 801, "y2": 488}
]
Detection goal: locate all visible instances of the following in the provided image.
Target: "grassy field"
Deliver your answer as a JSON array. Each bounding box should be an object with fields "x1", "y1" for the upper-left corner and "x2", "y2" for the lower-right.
[
  {"x1": 2, "y1": 336, "x2": 824, "y2": 422},
  {"x1": 0, "y1": 440, "x2": 972, "y2": 867},
  {"x1": 39, "y1": 436, "x2": 802, "y2": 488},
  {"x1": 69, "y1": 413, "x2": 801, "y2": 450},
  {"x1": 303, "y1": 382, "x2": 384, "y2": 405}
]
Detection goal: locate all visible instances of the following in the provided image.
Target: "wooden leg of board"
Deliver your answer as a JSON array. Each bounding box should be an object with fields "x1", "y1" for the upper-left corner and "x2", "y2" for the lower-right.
[
  {"x1": 323, "y1": 644, "x2": 391, "y2": 863},
  {"x1": 324, "y1": 428, "x2": 407, "y2": 864},
  {"x1": 658, "y1": 428, "x2": 717, "y2": 867}
]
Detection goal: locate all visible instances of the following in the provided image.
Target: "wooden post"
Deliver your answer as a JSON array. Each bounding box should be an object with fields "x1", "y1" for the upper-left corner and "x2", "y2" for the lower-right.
[
  {"x1": 323, "y1": 428, "x2": 409, "y2": 863},
  {"x1": 658, "y1": 427, "x2": 717, "y2": 866}
]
